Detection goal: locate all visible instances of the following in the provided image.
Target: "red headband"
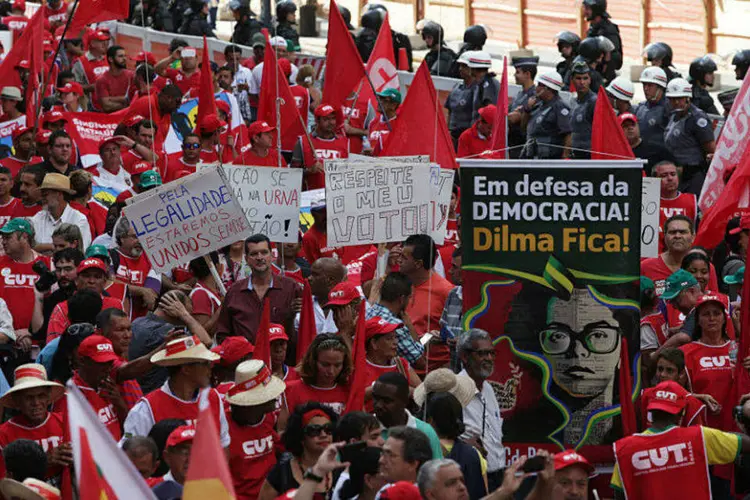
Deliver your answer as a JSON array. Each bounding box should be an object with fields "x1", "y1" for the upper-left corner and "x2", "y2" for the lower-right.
[
  {"x1": 227, "y1": 366, "x2": 272, "y2": 397},
  {"x1": 302, "y1": 409, "x2": 330, "y2": 426},
  {"x1": 166, "y1": 335, "x2": 201, "y2": 356}
]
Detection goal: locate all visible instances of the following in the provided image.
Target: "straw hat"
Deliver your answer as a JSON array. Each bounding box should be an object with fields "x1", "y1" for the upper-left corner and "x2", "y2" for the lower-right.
[
  {"x1": 225, "y1": 360, "x2": 286, "y2": 407},
  {"x1": 39, "y1": 173, "x2": 74, "y2": 194},
  {"x1": 0, "y1": 364, "x2": 64, "y2": 409},
  {"x1": 150, "y1": 336, "x2": 220, "y2": 367},
  {"x1": 413, "y1": 368, "x2": 477, "y2": 408},
  {"x1": 0, "y1": 478, "x2": 61, "y2": 500}
]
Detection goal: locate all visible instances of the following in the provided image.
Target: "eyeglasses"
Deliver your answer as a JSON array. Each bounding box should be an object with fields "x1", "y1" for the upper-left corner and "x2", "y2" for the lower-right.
[
  {"x1": 303, "y1": 423, "x2": 334, "y2": 437},
  {"x1": 466, "y1": 348, "x2": 496, "y2": 358},
  {"x1": 183, "y1": 143, "x2": 200, "y2": 150},
  {"x1": 539, "y1": 321, "x2": 620, "y2": 356}
]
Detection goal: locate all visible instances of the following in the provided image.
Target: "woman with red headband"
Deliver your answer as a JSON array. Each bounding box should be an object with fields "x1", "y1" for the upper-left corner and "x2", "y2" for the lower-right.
[{"x1": 258, "y1": 402, "x2": 337, "y2": 500}]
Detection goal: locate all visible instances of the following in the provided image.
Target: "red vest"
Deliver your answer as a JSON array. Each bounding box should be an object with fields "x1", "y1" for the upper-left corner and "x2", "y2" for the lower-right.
[
  {"x1": 68, "y1": 374, "x2": 122, "y2": 440},
  {"x1": 228, "y1": 414, "x2": 279, "y2": 500},
  {"x1": 115, "y1": 251, "x2": 153, "y2": 319},
  {"x1": 2, "y1": 15, "x2": 28, "y2": 43},
  {"x1": 641, "y1": 312, "x2": 668, "y2": 345},
  {"x1": 0, "y1": 413, "x2": 65, "y2": 478},
  {"x1": 659, "y1": 192, "x2": 697, "y2": 252},
  {"x1": 143, "y1": 387, "x2": 223, "y2": 429},
  {"x1": 78, "y1": 55, "x2": 109, "y2": 84},
  {"x1": 300, "y1": 134, "x2": 350, "y2": 190},
  {"x1": 681, "y1": 341, "x2": 735, "y2": 430},
  {"x1": 369, "y1": 114, "x2": 396, "y2": 156},
  {"x1": 342, "y1": 95, "x2": 370, "y2": 154},
  {"x1": 614, "y1": 426, "x2": 711, "y2": 500}
]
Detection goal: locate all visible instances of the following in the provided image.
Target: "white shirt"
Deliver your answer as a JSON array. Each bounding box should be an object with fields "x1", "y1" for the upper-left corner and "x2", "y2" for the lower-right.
[
  {"x1": 294, "y1": 296, "x2": 338, "y2": 335},
  {"x1": 459, "y1": 369, "x2": 505, "y2": 471},
  {"x1": 248, "y1": 62, "x2": 299, "y2": 95},
  {"x1": 91, "y1": 164, "x2": 132, "y2": 194},
  {"x1": 31, "y1": 203, "x2": 92, "y2": 249},
  {"x1": 123, "y1": 381, "x2": 231, "y2": 448},
  {"x1": 0, "y1": 298, "x2": 14, "y2": 340},
  {"x1": 232, "y1": 65, "x2": 254, "y2": 122}
]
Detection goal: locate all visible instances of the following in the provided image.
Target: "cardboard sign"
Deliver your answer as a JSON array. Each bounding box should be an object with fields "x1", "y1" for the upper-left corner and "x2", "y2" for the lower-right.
[
  {"x1": 430, "y1": 165, "x2": 455, "y2": 245},
  {"x1": 223, "y1": 165, "x2": 303, "y2": 243},
  {"x1": 123, "y1": 166, "x2": 250, "y2": 274},
  {"x1": 641, "y1": 178, "x2": 661, "y2": 258},
  {"x1": 325, "y1": 160, "x2": 431, "y2": 245}
]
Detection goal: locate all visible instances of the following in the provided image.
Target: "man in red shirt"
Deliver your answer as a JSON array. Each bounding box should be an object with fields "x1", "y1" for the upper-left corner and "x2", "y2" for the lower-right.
[
  {"x1": 236, "y1": 121, "x2": 281, "y2": 167},
  {"x1": 197, "y1": 114, "x2": 233, "y2": 164},
  {"x1": 641, "y1": 214, "x2": 695, "y2": 294},
  {"x1": 3, "y1": 0, "x2": 30, "y2": 43},
  {"x1": 292, "y1": 104, "x2": 350, "y2": 190},
  {"x1": 95, "y1": 45, "x2": 134, "y2": 113},
  {"x1": 302, "y1": 200, "x2": 340, "y2": 263},
  {"x1": 343, "y1": 89, "x2": 376, "y2": 154},
  {"x1": 122, "y1": 120, "x2": 160, "y2": 174},
  {"x1": 0, "y1": 126, "x2": 42, "y2": 177},
  {"x1": 154, "y1": 46, "x2": 201, "y2": 95},
  {"x1": 369, "y1": 88, "x2": 400, "y2": 156},
  {"x1": 69, "y1": 170, "x2": 108, "y2": 237},
  {"x1": 126, "y1": 85, "x2": 183, "y2": 129},
  {"x1": 0, "y1": 166, "x2": 20, "y2": 229},
  {"x1": 457, "y1": 105, "x2": 495, "y2": 158},
  {"x1": 113, "y1": 216, "x2": 162, "y2": 318},
  {"x1": 165, "y1": 134, "x2": 201, "y2": 182},
  {"x1": 12, "y1": 164, "x2": 44, "y2": 217},
  {"x1": 654, "y1": 161, "x2": 697, "y2": 253},
  {"x1": 226, "y1": 360, "x2": 285, "y2": 499},
  {"x1": 42, "y1": 110, "x2": 67, "y2": 133},
  {"x1": 41, "y1": 0, "x2": 67, "y2": 29},
  {"x1": 72, "y1": 28, "x2": 111, "y2": 94}
]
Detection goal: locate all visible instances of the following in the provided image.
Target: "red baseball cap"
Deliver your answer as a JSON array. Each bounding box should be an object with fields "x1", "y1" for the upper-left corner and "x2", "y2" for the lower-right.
[
  {"x1": 12, "y1": 0, "x2": 25, "y2": 11},
  {"x1": 76, "y1": 258, "x2": 108, "y2": 275},
  {"x1": 123, "y1": 115, "x2": 145, "y2": 128},
  {"x1": 553, "y1": 450, "x2": 595, "y2": 475},
  {"x1": 115, "y1": 190, "x2": 133, "y2": 204},
  {"x1": 211, "y1": 336, "x2": 255, "y2": 367},
  {"x1": 695, "y1": 293, "x2": 725, "y2": 312},
  {"x1": 57, "y1": 82, "x2": 84, "y2": 96},
  {"x1": 98, "y1": 136, "x2": 120, "y2": 151},
  {"x1": 248, "y1": 121, "x2": 274, "y2": 139},
  {"x1": 78, "y1": 335, "x2": 119, "y2": 363},
  {"x1": 215, "y1": 99, "x2": 231, "y2": 116},
  {"x1": 166, "y1": 425, "x2": 196, "y2": 448},
  {"x1": 314, "y1": 104, "x2": 336, "y2": 118},
  {"x1": 43, "y1": 110, "x2": 67, "y2": 124},
  {"x1": 278, "y1": 58, "x2": 292, "y2": 77},
  {"x1": 36, "y1": 129, "x2": 52, "y2": 144},
  {"x1": 728, "y1": 214, "x2": 750, "y2": 234},
  {"x1": 365, "y1": 316, "x2": 401, "y2": 340},
  {"x1": 268, "y1": 323, "x2": 289, "y2": 342},
  {"x1": 132, "y1": 51, "x2": 157, "y2": 66},
  {"x1": 90, "y1": 28, "x2": 111, "y2": 41},
  {"x1": 478, "y1": 104, "x2": 497, "y2": 124},
  {"x1": 43, "y1": 40, "x2": 54, "y2": 52},
  {"x1": 15, "y1": 60, "x2": 29, "y2": 70},
  {"x1": 378, "y1": 482, "x2": 421, "y2": 500},
  {"x1": 11, "y1": 126, "x2": 31, "y2": 141},
  {"x1": 618, "y1": 113, "x2": 638, "y2": 126},
  {"x1": 647, "y1": 381, "x2": 688, "y2": 415},
  {"x1": 327, "y1": 281, "x2": 361, "y2": 306},
  {"x1": 199, "y1": 114, "x2": 226, "y2": 134},
  {"x1": 130, "y1": 161, "x2": 152, "y2": 175}
]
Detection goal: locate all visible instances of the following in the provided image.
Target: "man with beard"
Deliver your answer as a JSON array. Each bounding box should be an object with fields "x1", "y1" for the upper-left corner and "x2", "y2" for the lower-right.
[
  {"x1": 112, "y1": 216, "x2": 161, "y2": 319},
  {"x1": 29, "y1": 248, "x2": 83, "y2": 342},
  {"x1": 95, "y1": 46, "x2": 134, "y2": 113},
  {"x1": 31, "y1": 173, "x2": 91, "y2": 253},
  {"x1": 619, "y1": 113, "x2": 674, "y2": 174},
  {"x1": 12, "y1": 164, "x2": 45, "y2": 218}
]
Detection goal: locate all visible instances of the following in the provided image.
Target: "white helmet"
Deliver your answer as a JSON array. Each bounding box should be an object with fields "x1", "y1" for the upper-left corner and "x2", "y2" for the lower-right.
[
  {"x1": 606, "y1": 76, "x2": 635, "y2": 101},
  {"x1": 536, "y1": 70, "x2": 564, "y2": 92},
  {"x1": 465, "y1": 50, "x2": 492, "y2": 69},
  {"x1": 665, "y1": 77, "x2": 692, "y2": 98},
  {"x1": 639, "y1": 66, "x2": 668, "y2": 88}
]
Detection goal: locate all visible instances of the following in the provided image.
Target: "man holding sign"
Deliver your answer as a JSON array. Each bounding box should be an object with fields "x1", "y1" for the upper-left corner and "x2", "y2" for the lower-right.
[{"x1": 292, "y1": 105, "x2": 350, "y2": 190}]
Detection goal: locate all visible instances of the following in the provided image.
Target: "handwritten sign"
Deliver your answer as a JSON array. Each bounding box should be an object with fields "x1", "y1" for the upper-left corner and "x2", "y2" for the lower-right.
[
  {"x1": 641, "y1": 177, "x2": 660, "y2": 258},
  {"x1": 430, "y1": 165, "x2": 456, "y2": 245},
  {"x1": 325, "y1": 160, "x2": 431, "y2": 245},
  {"x1": 123, "y1": 166, "x2": 250, "y2": 274},
  {"x1": 223, "y1": 166, "x2": 303, "y2": 243}
]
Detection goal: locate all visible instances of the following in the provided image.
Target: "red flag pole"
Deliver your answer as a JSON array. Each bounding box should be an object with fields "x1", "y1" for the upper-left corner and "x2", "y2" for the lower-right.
[
  {"x1": 618, "y1": 337, "x2": 636, "y2": 436},
  {"x1": 296, "y1": 282, "x2": 317, "y2": 364},
  {"x1": 344, "y1": 301, "x2": 368, "y2": 413}
]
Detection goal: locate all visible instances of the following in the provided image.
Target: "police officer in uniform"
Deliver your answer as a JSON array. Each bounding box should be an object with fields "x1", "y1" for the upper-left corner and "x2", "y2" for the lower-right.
[
  {"x1": 663, "y1": 77, "x2": 716, "y2": 195},
  {"x1": 445, "y1": 52, "x2": 477, "y2": 148},
  {"x1": 644, "y1": 42, "x2": 681, "y2": 82},
  {"x1": 689, "y1": 56, "x2": 719, "y2": 115},
  {"x1": 563, "y1": 39, "x2": 604, "y2": 92},
  {"x1": 523, "y1": 71, "x2": 572, "y2": 159},
  {"x1": 422, "y1": 21, "x2": 457, "y2": 77},
  {"x1": 468, "y1": 50, "x2": 499, "y2": 121},
  {"x1": 507, "y1": 50, "x2": 538, "y2": 159},
  {"x1": 606, "y1": 75, "x2": 635, "y2": 115},
  {"x1": 570, "y1": 60, "x2": 597, "y2": 159},
  {"x1": 733, "y1": 50, "x2": 750, "y2": 81},
  {"x1": 635, "y1": 66, "x2": 670, "y2": 151},
  {"x1": 555, "y1": 31, "x2": 580, "y2": 79},
  {"x1": 583, "y1": 0, "x2": 623, "y2": 83}
]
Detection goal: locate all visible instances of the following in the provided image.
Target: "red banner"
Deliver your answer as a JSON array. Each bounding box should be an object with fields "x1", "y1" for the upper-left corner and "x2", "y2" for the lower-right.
[{"x1": 64, "y1": 112, "x2": 121, "y2": 167}]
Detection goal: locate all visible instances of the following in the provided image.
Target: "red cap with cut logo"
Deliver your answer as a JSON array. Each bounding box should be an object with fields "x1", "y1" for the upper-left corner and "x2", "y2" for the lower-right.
[
  {"x1": 78, "y1": 335, "x2": 119, "y2": 363},
  {"x1": 647, "y1": 380, "x2": 688, "y2": 414},
  {"x1": 553, "y1": 450, "x2": 595, "y2": 474},
  {"x1": 326, "y1": 281, "x2": 360, "y2": 306},
  {"x1": 166, "y1": 425, "x2": 196, "y2": 448}
]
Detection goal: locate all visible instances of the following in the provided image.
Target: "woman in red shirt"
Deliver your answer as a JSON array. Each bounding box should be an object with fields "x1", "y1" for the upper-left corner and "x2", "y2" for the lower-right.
[{"x1": 282, "y1": 334, "x2": 351, "y2": 427}]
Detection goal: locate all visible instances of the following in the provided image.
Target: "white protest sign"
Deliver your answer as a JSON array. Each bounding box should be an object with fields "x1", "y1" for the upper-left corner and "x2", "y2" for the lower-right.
[
  {"x1": 347, "y1": 154, "x2": 430, "y2": 164},
  {"x1": 430, "y1": 165, "x2": 455, "y2": 245},
  {"x1": 325, "y1": 160, "x2": 432, "y2": 245},
  {"x1": 641, "y1": 177, "x2": 660, "y2": 258},
  {"x1": 123, "y1": 166, "x2": 250, "y2": 274},
  {"x1": 224, "y1": 166, "x2": 303, "y2": 243}
]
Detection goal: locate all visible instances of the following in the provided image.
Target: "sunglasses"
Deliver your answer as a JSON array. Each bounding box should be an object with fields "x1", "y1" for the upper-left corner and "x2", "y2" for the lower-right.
[
  {"x1": 303, "y1": 423, "x2": 334, "y2": 437},
  {"x1": 183, "y1": 143, "x2": 200, "y2": 150}
]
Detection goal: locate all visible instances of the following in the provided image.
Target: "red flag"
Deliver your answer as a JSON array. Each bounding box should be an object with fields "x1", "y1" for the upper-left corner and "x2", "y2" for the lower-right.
[
  {"x1": 366, "y1": 13, "x2": 397, "y2": 93},
  {"x1": 618, "y1": 337, "x2": 636, "y2": 436},
  {"x1": 591, "y1": 86, "x2": 634, "y2": 160},
  {"x1": 344, "y1": 301, "x2": 368, "y2": 413},
  {"x1": 296, "y1": 281, "x2": 317, "y2": 364},
  {"x1": 257, "y1": 29, "x2": 305, "y2": 151},
  {"x1": 78, "y1": 428, "x2": 116, "y2": 500},
  {"x1": 0, "y1": 10, "x2": 45, "y2": 90},
  {"x1": 183, "y1": 406, "x2": 236, "y2": 499},
  {"x1": 68, "y1": 0, "x2": 129, "y2": 33},
  {"x1": 322, "y1": 0, "x2": 368, "y2": 110},
  {"x1": 489, "y1": 57, "x2": 508, "y2": 158},
  {"x1": 731, "y1": 221, "x2": 750, "y2": 409},
  {"x1": 380, "y1": 62, "x2": 458, "y2": 169},
  {"x1": 253, "y1": 297, "x2": 271, "y2": 367},
  {"x1": 195, "y1": 36, "x2": 217, "y2": 132},
  {"x1": 24, "y1": 16, "x2": 44, "y2": 128}
]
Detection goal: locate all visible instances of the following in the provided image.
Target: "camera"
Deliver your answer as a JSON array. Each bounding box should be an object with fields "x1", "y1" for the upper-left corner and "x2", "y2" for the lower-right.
[{"x1": 32, "y1": 260, "x2": 57, "y2": 292}]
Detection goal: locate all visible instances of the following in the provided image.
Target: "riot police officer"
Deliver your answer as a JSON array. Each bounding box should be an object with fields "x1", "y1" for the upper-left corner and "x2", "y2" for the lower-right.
[
  {"x1": 635, "y1": 66, "x2": 670, "y2": 151},
  {"x1": 358, "y1": 4, "x2": 413, "y2": 70},
  {"x1": 689, "y1": 56, "x2": 719, "y2": 115},
  {"x1": 563, "y1": 38, "x2": 604, "y2": 92},
  {"x1": 732, "y1": 50, "x2": 750, "y2": 81},
  {"x1": 663, "y1": 77, "x2": 716, "y2": 194},
  {"x1": 422, "y1": 21, "x2": 457, "y2": 77},
  {"x1": 523, "y1": 71, "x2": 572, "y2": 159},
  {"x1": 445, "y1": 52, "x2": 477, "y2": 147},
  {"x1": 458, "y1": 25, "x2": 487, "y2": 57},
  {"x1": 582, "y1": 0, "x2": 622, "y2": 83},
  {"x1": 570, "y1": 60, "x2": 597, "y2": 159},
  {"x1": 507, "y1": 50, "x2": 539, "y2": 159},
  {"x1": 644, "y1": 42, "x2": 681, "y2": 82},
  {"x1": 606, "y1": 75, "x2": 634, "y2": 115},
  {"x1": 555, "y1": 31, "x2": 580, "y2": 79}
]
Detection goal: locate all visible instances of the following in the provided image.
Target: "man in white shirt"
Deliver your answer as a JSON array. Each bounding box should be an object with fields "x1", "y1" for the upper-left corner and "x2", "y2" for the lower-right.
[
  {"x1": 31, "y1": 173, "x2": 91, "y2": 252},
  {"x1": 90, "y1": 136, "x2": 134, "y2": 194},
  {"x1": 224, "y1": 44, "x2": 254, "y2": 124},
  {"x1": 458, "y1": 328, "x2": 505, "y2": 492},
  {"x1": 248, "y1": 36, "x2": 298, "y2": 98}
]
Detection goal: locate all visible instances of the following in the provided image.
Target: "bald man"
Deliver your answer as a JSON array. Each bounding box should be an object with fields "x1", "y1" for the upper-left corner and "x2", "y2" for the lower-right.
[{"x1": 297, "y1": 257, "x2": 345, "y2": 334}]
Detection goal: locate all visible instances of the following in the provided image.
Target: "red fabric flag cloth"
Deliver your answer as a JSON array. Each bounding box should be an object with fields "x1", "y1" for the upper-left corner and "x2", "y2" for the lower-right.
[
  {"x1": 78, "y1": 428, "x2": 116, "y2": 500},
  {"x1": 195, "y1": 36, "x2": 217, "y2": 132},
  {"x1": 296, "y1": 281, "x2": 317, "y2": 364},
  {"x1": 183, "y1": 407, "x2": 236, "y2": 499},
  {"x1": 24, "y1": 12, "x2": 44, "y2": 128},
  {"x1": 344, "y1": 301, "x2": 368, "y2": 414},
  {"x1": 365, "y1": 13, "x2": 397, "y2": 93},
  {"x1": 618, "y1": 337, "x2": 636, "y2": 436},
  {"x1": 68, "y1": 0, "x2": 129, "y2": 33},
  {"x1": 591, "y1": 86, "x2": 634, "y2": 160},
  {"x1": 253, "y1": 296, "x2": 271, "y2": 367},
  {"x1": 731, "y1": 243, "x2": 750, "y2": 408},
  {"x1": 257, "y1": 29, "x2": 305, "y2": 151},
  {"x1": 380, "y1": 61, "x2": 458, "y2": 169},
  {"x1": 0, "y1": 10, "x2": 44, "y2": 93},
  {"x1": 488, "y1": 57, "x2": 508, "y2": 158},
  {"x1": 322, "y1": 0, "x2": 368, "y2": 111}
]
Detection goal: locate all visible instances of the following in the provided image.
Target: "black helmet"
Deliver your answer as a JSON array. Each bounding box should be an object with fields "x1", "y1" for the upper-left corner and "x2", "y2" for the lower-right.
[
  {"x1": 644, "y1": 42, "x2": 674, "y2": 67},
  {"x1": 578, "y1": 37, "x2": 603, "y2": 63},
  {"x1": 463, "y1": 25, "x2": 487, "y2": 49},
  {"x1": 360, "y1": 8, "x2": 383, "y2": 31},
  {"x1": 365, "y1": 3, "x2": 387, "y2": 13},
  {"x1": 582, "y1": 0, "x2": 607, "y2": 20},
  {"x1": 421, "y1": 21, "x2": 444, "y2": 45},
  {"x1": 276, "y1": 0, "x2": 296, "y2": 20},
  {"x1": 732, "y1": 50, "x2": 750, "y2": 80},
  {"x1": 338, "y1": 6, "x2": 353, "y2": 29},
  {"x1": 555, "y1": 31, "x2": 581, "y2": 52},
  {"x1": 570, "y1": 58, "x2": 590, "y2": 75},
  {"x1": 688, "y1": 56, "x2": 717, "y2": 85}
]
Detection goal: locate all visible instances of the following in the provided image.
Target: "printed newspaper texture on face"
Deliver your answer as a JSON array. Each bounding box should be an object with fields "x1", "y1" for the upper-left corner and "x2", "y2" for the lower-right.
[{"x1": 460, "y1": 160, "x2": 642, "y2": 458}]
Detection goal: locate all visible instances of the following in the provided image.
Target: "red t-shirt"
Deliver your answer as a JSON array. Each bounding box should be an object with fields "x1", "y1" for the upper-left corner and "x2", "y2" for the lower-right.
[
  {"x1": 70, "y1": 200, "x2": 108, "y2": 237},
  {"x1": 345, "y1": 247, "x2": 378, "y2": 287},
  {"x1": 0, "y1": 156, "x2": 43, "y2": 178},
  {"x1": 457, "y1": 124, "x2": 490, "y2": 158},
  {"x1": 363, "y1": 358, "x2": 407, "y2": 412},
  {"x1": 11, "y1": 202, "x2": 42, "y2": 218},
  {"x1": 47, "y1": 295, "x2": 124, "y2": 343},
  {"x1": 284, "y1": 380, "x2": 348, "y2": 416},
  {"x1": 2, "y1": 15, "x2": 29, "y2": 42},
  {"x1": 0, "y1": 413, "x2": 65, "y2": 479},
  {"x1": 640, "y1": 387, "x2": 705, "y2": 428},
  {"x1": 438, "y1": 244, "x2": 455, "y2": 283},
  {"x1": 163, "y1": 68, "x2": 201, "y2": 95},
  {"x1": 189, "y1": 283, "x2": 221, "y2": 317},
  {"x1": 681, "y1": 341, "x2": 735, "y2": 430},
  {"x1": 164, "y1": 153, "x2": 198, "y2": 183},
  {"x1": 228, "y1": 413, "x2": 279, "y2": 500},
  {"x1": 302, "y1": 224, "x2": 337, "y2": 263},
  {"x1": 342, "y1": 93, "x2": 371, "y2": 154},
  {"x1": 94, "y1": 69, "x2": 135, "y2": 111},
  {"x1": 235, "y1": 145, "x2": 283, "y2": 167},
  {"x1": 658, "y1": 192, "x2": 697, "y2": 253},
  {"x1": 200, "y1": 147, "x2": 233, "y2": 165},
  {"x1": 406, "y1": 273, "x2": 454, "y2": 373},
  {"x1": 0, "y1": 197, "x2": 20, "y2": 229},
  {"x1": 0, "y1": 254, "x2": 50, "y2": 330},
  {"x1": 641, "y1": 255, "x2": 719, "y2": 296},
  {"x1": 75, "y1": 55, "x2": 110, "y2": 84},
  {"x1": 299, "y1": 134, "x2": 350, "y2": 190},
  {"x1": 42, "y1": 3, "x2": 67, "y2": 25},
  {"x1": 444, "y1": 218, "x2": 459, "y2": 247}
]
